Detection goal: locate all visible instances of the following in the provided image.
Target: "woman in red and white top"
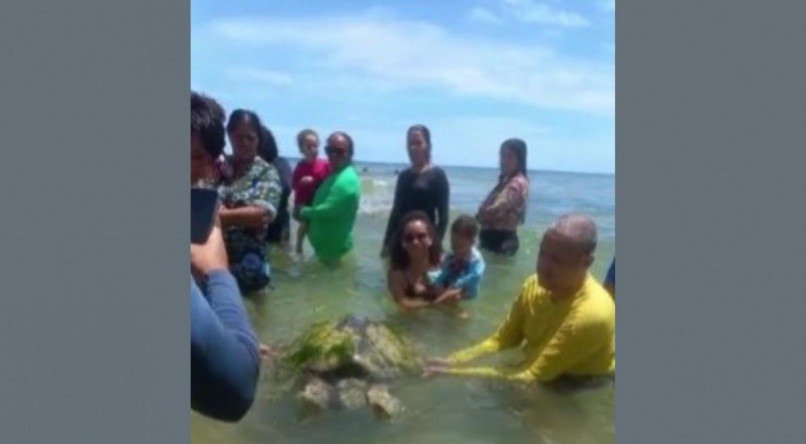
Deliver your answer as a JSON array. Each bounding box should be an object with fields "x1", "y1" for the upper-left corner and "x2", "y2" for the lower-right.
[
  {"x1": 291, "y1": 129, "x2": 331, "y2": 255},
  {"x1": 475, "y1": 138, "x2": 530, "y2": 256}
]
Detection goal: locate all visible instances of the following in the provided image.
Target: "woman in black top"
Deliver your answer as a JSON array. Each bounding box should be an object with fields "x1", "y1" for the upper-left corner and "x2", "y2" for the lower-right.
[{"x1": 381, "y1": 124, "x2": 450, "y2": 257}]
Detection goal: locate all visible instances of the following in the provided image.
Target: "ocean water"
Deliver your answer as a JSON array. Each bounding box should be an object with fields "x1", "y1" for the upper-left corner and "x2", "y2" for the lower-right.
[{"x1": 191, "y1": 161, "x2": 615, "y2": 444}]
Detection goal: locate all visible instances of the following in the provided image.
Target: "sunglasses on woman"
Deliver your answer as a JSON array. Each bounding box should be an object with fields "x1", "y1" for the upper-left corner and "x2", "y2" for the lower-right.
[
  {"x1": 325, "y1": 145, "x2": 348, "y2": 157},
  {"x1": 403, "y1": 232, "x2": 429, "y2": 243}
]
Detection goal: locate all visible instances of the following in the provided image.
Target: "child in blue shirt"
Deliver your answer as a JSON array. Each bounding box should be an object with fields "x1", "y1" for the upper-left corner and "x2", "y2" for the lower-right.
[{"x1": 431, "y1": 215, "x2": 486, "y2": 302}]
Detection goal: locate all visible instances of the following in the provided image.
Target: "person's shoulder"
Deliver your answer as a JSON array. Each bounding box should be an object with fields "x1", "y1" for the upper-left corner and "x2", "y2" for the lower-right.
[
  {"x1": 253, "y1": 157, "x2": 277, "y2": 174},
  {"x1": 342, "y1": 164, "x2": 361, "y2": 179},
  {"x1": 521, "y1": 274, "x2": 541, "y2": 296},
  {"x1": 429, "y1": 165, "x2": 448, "y2": 178},
  {"x1": 335, "y1": 166, "x2": 361, "y2": 190},
  {"x1": 583, "y1": 274, "x2": 611, "y2": 298},
  {"x1": 470, "y1": 247, "x2": 485, "y2": 264},
  {"x1": 576, "y1": 275, "x2": 616, "y2": 320},
  {"x1": 509, "y1": 174, "x2": 529, "y2": 190},
  {"x1": 387, "y1": 266, "x2": 405, "y2": 282}
]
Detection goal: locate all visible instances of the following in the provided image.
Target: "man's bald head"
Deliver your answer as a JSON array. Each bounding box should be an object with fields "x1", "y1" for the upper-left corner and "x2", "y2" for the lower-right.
[
  {"x1": 545, "y1": 213, "x2": 597, "y2": 255},
  {"x1": 536, "y1": 213, "x2": 597, "y2": 295}
]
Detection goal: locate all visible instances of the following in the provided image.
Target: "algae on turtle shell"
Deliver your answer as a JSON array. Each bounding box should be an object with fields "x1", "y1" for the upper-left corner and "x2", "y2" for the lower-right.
[
  {"x1": 280, "y1": 315, "x2": 421, "y2": 418},
  {"x1": 284, "y1": 315, "x2": 421, "y2": 380}
]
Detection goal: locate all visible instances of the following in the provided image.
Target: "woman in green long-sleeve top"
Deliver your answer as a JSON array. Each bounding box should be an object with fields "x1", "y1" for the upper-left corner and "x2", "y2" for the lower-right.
[{"x1": 299, "y1": 131, "x2": 361, "y2": 264}]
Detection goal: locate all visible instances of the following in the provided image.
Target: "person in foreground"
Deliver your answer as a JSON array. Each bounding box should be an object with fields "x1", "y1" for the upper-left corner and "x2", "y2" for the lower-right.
[
  {"x1": 299, "y1": 131, "x2": 360, "y2": 264},
  {"x1": 191, "y1": 224, "x2": 261, "y2": 422},
  {"x1": 425, "y1": 213, "x2": 615, "y2": 383},
  {"x1": 190, "y1": 91, "x2": 259, "y2": 421}
]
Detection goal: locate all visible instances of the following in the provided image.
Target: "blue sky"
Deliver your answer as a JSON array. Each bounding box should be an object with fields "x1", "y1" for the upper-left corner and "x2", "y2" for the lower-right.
[{"x1": 191, "y1": 0, "x2": 614, "y2": 174}]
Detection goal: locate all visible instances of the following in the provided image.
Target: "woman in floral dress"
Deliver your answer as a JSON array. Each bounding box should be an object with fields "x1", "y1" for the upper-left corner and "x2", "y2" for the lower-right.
[
  {"x1": 476, "y1": 138, "x2": 530, "y2": 256},
  {"x1": 218, "y1": 109, "x2": 282, "y2": 294}
]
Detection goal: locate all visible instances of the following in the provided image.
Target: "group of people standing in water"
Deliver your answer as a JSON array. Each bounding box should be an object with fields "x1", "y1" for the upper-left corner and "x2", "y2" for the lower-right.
[{"x1": 190, "y1": 90, "x2": 616, "y2": 422}]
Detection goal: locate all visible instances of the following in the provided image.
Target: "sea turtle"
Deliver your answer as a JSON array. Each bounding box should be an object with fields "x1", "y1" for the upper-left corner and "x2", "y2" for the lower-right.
[{"x1": 277, "y1": 315, "x2": 421, "y2": 419}]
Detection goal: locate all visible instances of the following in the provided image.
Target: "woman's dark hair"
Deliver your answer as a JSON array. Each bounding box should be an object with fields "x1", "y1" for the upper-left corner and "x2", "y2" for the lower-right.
[
  {"x1": 296, "y1": 129, "x2": 319, "y2": 149},
  {"x1": 258, "y1": 125, "x2": 279, "y2": 163},
  {"x1": 406, "y1": 124, "x2": 432, "y2": 162},
  {"x1": 226, "y1": 109, "x2": 264, "y2": 149},
  {"x1": 494, "y1": 138, "x2": 529, "y2": 224},
  {"x1": 190, "y1": 91, "x2": 226, "y2": 158},
  {"x1": 499, "y1": 138, "x2": 528, "y2": 181},
  {"x1": 389, "y1": 210, "x2": 442, "y2": 271},
  {"x1": 451, "y1": 214, "x2": 479, "y2": 239}
]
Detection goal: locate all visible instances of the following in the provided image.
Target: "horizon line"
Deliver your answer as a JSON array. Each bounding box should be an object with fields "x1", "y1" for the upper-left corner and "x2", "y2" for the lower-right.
[{"x1": 280, "y1": 155, "x2": 615, "y2": 177}]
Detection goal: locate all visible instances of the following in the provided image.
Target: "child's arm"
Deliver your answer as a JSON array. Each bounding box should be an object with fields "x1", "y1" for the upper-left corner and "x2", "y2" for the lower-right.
[
  {"x1": 433, "y1": 287, "x2": 463, "y2": 305},
  {"x1": 451, "y1": 255, "x2": 486, "y2": 300}
]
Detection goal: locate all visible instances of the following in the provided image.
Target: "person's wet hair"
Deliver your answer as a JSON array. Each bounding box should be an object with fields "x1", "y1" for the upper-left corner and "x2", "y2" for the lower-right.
[
  {"x1": 501, "y1": 138, "x2": 528, "y2": 179},
  {"x1": 258, "y1": 125, "x2": 279, "y2": 163},
  {"x1": 296, "y1": 129, "x2": 319, "y2": 149},
  {"x1": 407, "y1": 124, "x2": 432, "y2": 161},
  {"x1": 451, "y1": 214, "x2": 479, "y2": 239},
  {"x1": 191, "y1": 91, "x2": 226, "y2": 159},
  {"x1": 389, "y1": 210, "x2": 442, "y2": 271},
  {"x1": 226, "y1": 109, "x2": 264, "y2": 148}
]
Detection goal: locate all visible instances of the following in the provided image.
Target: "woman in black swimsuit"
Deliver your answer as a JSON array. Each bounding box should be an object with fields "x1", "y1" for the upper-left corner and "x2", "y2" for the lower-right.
[
  {"x1": 380, "y1": 124, "x2": 450, "y2": 257},
  {"x1": 386, "y1": 211, "x2": 444, "y2": 311}
]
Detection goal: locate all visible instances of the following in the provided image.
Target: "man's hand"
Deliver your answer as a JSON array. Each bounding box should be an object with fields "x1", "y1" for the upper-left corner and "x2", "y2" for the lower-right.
[
  {"x1": 191, "y1": 224, "x2": 229, "y2": 277},
  {"x1": 259, "y1": 343, "x2": 282, "y2": 366},
  {"x1": 422, "y1": 357, "x2": 452, "y2": 378}
]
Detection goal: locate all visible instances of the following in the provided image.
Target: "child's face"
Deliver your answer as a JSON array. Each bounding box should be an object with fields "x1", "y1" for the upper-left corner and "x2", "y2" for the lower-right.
[
  {"x1": 300, "y1": 134, "x2": 319, "y2": 160},
  {"x1": 451, "y1": 233, "x2": 474, "y2": 257}
]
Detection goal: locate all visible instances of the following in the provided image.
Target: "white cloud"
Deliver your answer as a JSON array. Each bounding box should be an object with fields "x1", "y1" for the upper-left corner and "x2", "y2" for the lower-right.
[
  {"x1": 206, "y1": 14, "x2": 613, "y2": 116},
  {"x1": 521, "y1": 5, "x2": 589, "y2": 27},
  {"x1": 468, "y1": 7, "x2": 503, "y2": 25},
  {"x1": 225, "y1": 67, "x2": 293, "y2": 86},
  {"x1": 500, "y1": 0, "x2": 590, "y2": 27}
]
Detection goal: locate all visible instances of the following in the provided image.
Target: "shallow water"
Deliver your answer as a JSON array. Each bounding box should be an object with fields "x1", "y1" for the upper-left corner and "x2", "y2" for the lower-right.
[{"x1": 191, "y1": 162, "x2": 615, "y2": 444}]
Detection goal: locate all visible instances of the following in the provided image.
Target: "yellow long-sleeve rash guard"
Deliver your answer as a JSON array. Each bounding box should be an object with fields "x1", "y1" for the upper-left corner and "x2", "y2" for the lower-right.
[{"x1": 447, "y1": 273, "x2": 615, "y2": 382}]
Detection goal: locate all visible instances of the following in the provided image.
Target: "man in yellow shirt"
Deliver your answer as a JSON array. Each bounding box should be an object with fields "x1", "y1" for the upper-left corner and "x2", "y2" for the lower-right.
[{"x1": 426, "y1": 213, "x2": 615, "y2": 383}]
